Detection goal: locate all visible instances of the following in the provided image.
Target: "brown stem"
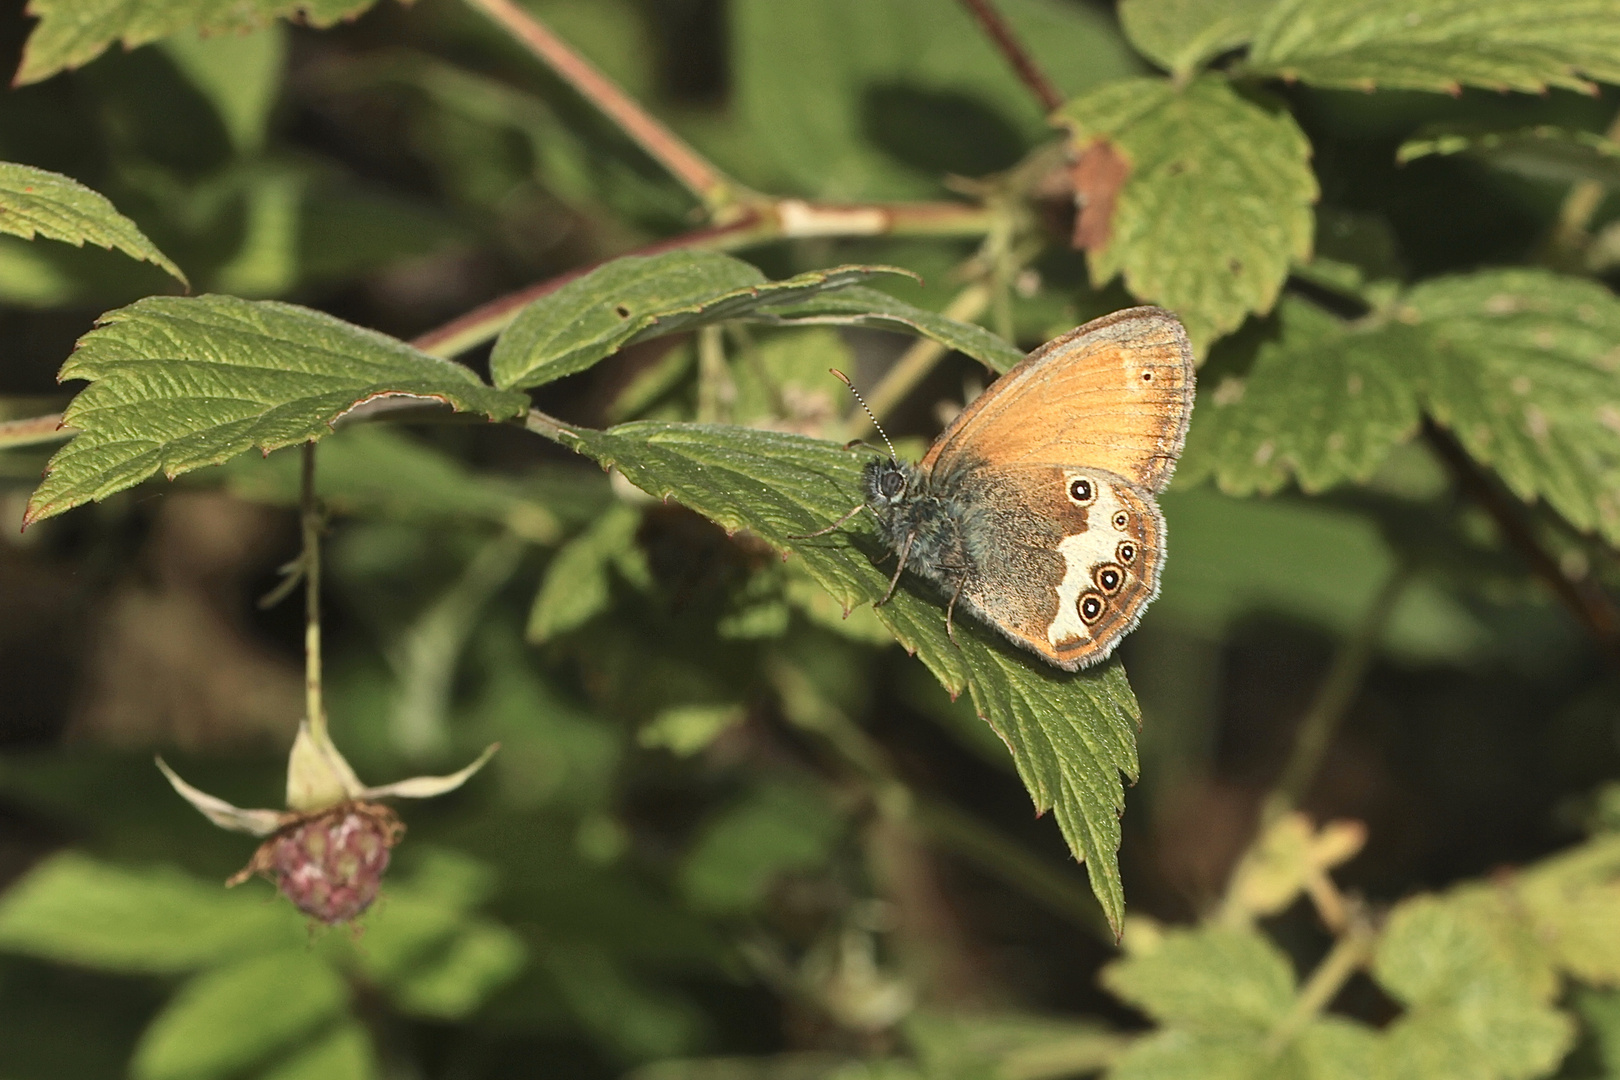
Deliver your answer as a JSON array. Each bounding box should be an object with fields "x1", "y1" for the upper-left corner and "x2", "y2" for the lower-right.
[
  {"x1": 0, "y1": 412, "x2": 73, "y2": 449},
  {"x1": 1424, "y1": 419, "x2": 1620, "y2": 668},
  {"x1": 459, "y1": 0, "x2": 741, "y2": 213},
  {"x1": 410, "y1": 200, "x2": 995, "y2": 359},
  {"x1": 956, "y1": 0, "x2": 1065, "y2": 114}
]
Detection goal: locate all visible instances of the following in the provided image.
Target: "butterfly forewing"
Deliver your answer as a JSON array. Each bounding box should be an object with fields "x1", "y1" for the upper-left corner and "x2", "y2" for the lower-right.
[{"x1": 922, "y1": 306, "x2": 1194, "y2": 494}]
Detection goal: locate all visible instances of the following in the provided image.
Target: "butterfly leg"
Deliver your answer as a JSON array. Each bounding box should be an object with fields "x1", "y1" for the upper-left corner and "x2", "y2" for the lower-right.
[
  {"x1": 876, "y1": 532, "x2": 914, "y2": 607},
  {"x1": 787, "y1": 501, "x2": 866, "y2": 540},
  {"x1": 944, "y1": 575, "x2": 966, "y2": 646}
]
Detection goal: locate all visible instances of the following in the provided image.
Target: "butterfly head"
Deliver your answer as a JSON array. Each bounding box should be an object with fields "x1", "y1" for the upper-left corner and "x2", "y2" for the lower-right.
[{"x1": 862, "y1": 457, "x2": 921, "y2": 512}]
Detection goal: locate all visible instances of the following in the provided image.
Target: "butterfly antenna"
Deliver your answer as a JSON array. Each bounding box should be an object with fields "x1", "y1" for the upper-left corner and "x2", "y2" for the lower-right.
[{"x1": 831, "y1": 369, "x2": 898, "y2": 462}]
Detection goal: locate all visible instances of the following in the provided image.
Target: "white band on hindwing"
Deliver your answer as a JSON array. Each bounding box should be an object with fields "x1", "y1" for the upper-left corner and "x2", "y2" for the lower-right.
[{"x1": 1047, "y1": 476, "x2": 1135, "y2": 647}]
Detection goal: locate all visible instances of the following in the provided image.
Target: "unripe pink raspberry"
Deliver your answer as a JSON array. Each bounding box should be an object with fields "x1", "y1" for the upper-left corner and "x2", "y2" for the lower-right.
[
  {"x1": 230, "y1": 802, "x2": 404, "y2": 924},
  {"x1": 159, "y1": 722, "x2": 495, "y2": 924}
]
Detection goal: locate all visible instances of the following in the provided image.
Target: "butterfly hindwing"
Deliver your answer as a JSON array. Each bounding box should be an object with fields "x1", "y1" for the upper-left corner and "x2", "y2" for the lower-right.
[{"x1": 945, "y1": 464, "x2": 1164, "y2": 671}]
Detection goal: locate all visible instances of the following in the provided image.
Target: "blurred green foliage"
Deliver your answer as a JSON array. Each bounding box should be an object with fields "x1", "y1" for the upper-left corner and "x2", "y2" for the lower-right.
[{"x1": 4, "y1": 1, "x2": 1620, "y2": 1079}]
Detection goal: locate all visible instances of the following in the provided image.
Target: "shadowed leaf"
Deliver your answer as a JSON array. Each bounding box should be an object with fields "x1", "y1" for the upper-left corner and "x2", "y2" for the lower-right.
[
  {"x1": 1398, "y1": 125, "x2": 1620, "y2": 188},
  {"x1": 536, "y1": 418, "x2": 1140, "y2": 932},
  {"x1": 0, "y1": 162, "x2": 186, "y2": 285}
]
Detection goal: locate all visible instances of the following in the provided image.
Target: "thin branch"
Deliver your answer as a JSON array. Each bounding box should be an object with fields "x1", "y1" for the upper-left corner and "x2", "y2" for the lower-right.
[
  {"x1": 410, "y1": 200, "x2": 995, "y2": 359},
  {"x1": 1265, "y1": 915, "x2": 1376, "y2": 1054},
  {"x1": 956, "y1": 0, "x2": 1065, "y2": 114},
  {"x1": 1425, "y1": 419, "x2": 1620, "y2": 668},
  {"x1": 1263, "y1": 569, "x2": 1407, "y2": 823},
  {"x1": 302, "y1": 442, "x2": 328, "y2": 744},
  {"x1": 0, "y1": 413, "x2": 73, "y2": 449},
  {"x1": 459, "y1": 0, "x2": 741, "y2": 214}
]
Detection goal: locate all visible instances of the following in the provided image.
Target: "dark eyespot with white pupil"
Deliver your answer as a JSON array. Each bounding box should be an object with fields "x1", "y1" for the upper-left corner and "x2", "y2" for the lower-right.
[
  {"x1": 1078, "y1": 592, "x2": 1105, "y2": 623},
  {"x1": 1068, "y1": 478, "x2": 1094, "y2": 504},
  {"x1": 1112, "y1": 510, "x2": 1129, "y2": 530},
  {"x1": 1095, "y1": 564, "x2": 1124, "y2": 593},
  {"x1": 1117, "y1": 541, "x2": 1136, "y2": 564}
]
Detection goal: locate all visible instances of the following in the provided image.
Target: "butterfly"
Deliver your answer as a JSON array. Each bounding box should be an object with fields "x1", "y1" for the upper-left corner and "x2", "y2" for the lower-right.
[{"x1": 805, "y1": 306, "x2": 1195, "y2": 671}]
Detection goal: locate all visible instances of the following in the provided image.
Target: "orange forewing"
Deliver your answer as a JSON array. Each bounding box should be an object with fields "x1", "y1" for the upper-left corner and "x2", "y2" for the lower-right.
[{"x1": 921, "y1": 306, "x2": 1194, "y2": 494}]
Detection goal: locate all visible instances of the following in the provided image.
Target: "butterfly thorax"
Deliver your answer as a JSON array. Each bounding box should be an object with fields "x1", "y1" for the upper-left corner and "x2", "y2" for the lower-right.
[{"x1": 862, "y1": 458, "x2": 973, "y2": 587}]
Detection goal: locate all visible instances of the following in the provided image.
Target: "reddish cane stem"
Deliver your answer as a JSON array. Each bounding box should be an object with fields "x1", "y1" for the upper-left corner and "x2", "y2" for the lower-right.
[
  {"x1": 956, "y1": 0, "x2": 1065, "y2": 113},
  {"x1": 459, "y1": 0, "x2": 740, "y2": 213}
]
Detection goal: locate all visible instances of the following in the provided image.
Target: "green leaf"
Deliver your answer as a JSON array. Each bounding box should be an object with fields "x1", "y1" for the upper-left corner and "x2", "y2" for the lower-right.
[
  {"x1": 1374, "y1": 894, "x2": 1574, "y2": 1080},
  {"x1": 25, "y1": 294, "x2": 528, "y2": 525},
  {"x1": 15, "y1": 0, "x2": 376, "y2": 86},
  {"x1": 548, "y1": 419, "x2": 1141, "y2": 933},
  {"x1": 131, "y1": 951, "x2": 350, "y2": 1080},
  {"x1": 1247, "y1": 0, "x2": 1620, "y2": 94},
  {"x1": 259, "y1": 1023, "x2": 378, "y2": 1080},
  {"x1": 678, "y1": 782, "x2": 845, "y2": 913},
  {"x1": 1182, "y1": 271, "x2": 1620, "y2": 548},
  {"x1": 0, "y1": 162, "x2": 186, "y2": 285},
  {"x1": 905, "y1": 1011, "x2": 1125, "y2": 1080},
  {"x1": 1102, "y1": 924, "x2": 1295, "y2": 1031},
  {"x1": 640, "y1": 702, "x2": 748, "y2": 756},
  {"x1": 528, "y1": 503, "x2": 646, "y2": 643},
  {"x1": 1514, "y1": 834, "x2": 1620, "y2": 985},
  {"x1": 1398, "y1": 125, "x2": 1620, "y2": 189},
  {"x1": 1057, "y1": 76, "x2": 1316, "y2": 354},
  {"x1": 0, "y1": 852, "x2": 304, "y2": 974},
  {"x1": 1178, "y1": 298, "x2": 1423, "y2": 496},
  {"x1": 755, "y1": 285, "x2": 1025, "y2": 374},
  {"x1": 1119, "y1": 0, "x2": 1279, "y2": 77},
  {"x1": 490, "y1": 251, "x2": 908, "y2": 391},
  {"x1": 1110, "y1": 1021, "x2": 1380, "y2": 1080},
  {"x1": 1573, "y1": 988, "x2": 1620, "y2": 1077},
  {"x1": 1402, "y1": 270, "x2": 1620, "y2": 548},
  {"x1": 1154, "y1": 489, "x2": 1489, "y2": 664},
  {"x1": 386, "y1": 921, "x2": 528, "y2": 1020}
]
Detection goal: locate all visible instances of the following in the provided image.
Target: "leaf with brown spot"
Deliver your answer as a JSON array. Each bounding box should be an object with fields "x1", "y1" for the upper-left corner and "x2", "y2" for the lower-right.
[{"x1": 1070, "y1": 139, "x2": 1132, "y2": 253}]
